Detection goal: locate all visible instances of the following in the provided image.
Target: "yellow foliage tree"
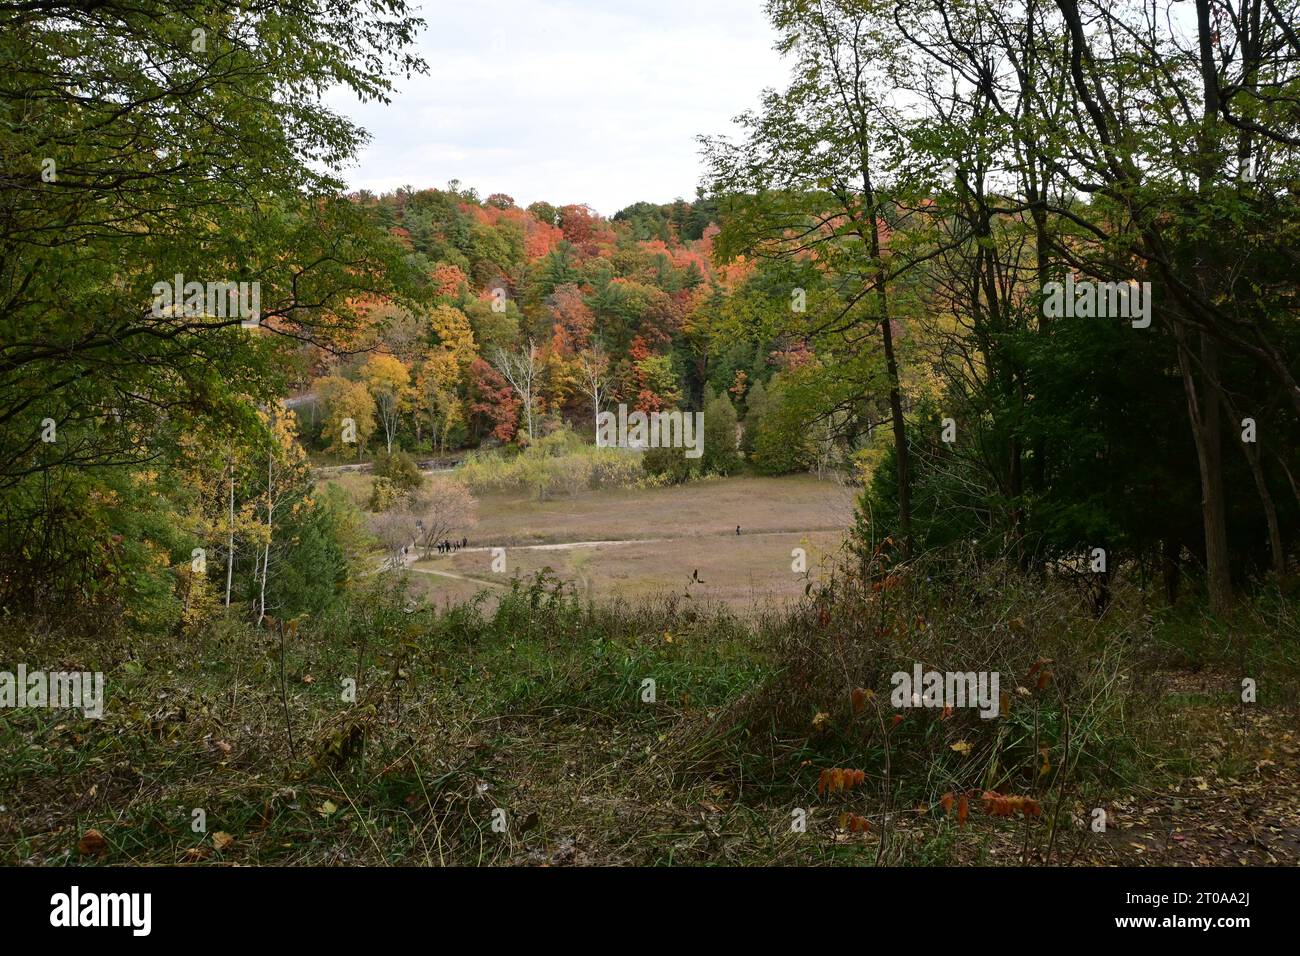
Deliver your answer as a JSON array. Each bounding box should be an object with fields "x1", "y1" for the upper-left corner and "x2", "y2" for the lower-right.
[
  {"x1": 361, "y1": 354, "x2": 412, "y2": 453},
  {"x1": 315, "y1": 374, "x2": 377, "y2": 457}
]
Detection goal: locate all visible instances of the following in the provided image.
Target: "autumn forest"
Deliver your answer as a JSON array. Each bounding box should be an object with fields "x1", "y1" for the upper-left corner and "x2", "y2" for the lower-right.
[{"x1": 2, "y1": 0, "x2": 1299, "y2": 897}]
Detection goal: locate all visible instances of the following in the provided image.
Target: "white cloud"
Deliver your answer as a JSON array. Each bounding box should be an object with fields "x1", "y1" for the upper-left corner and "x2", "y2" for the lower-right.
[{"x1": 324, "y1": 0, "x2": 788, "y2": 215}]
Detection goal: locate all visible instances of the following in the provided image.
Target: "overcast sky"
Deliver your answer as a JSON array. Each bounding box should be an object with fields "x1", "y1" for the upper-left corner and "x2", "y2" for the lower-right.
[{"x1": 325, "y1": 0, "x2": 789, "y2": 216}]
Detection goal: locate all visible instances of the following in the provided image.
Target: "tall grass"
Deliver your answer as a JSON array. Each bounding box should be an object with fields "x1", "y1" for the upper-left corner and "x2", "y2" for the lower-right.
[{"x1": 456, "y1": 429, "x2": 644, "y2": 498}]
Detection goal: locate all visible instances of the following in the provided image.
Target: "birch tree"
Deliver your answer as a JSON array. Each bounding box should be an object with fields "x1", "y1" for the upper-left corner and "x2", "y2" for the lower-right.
[
  {"x1": 493, "y1": 340, "x2": 541, "y2": 441},
  {"x1": 576, "y1": 346, "x2": 609, "y2": 428}
]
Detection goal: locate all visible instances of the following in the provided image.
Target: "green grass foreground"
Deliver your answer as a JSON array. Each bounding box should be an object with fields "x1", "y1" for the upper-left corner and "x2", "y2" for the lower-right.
[{"x1": 2, "y1": 567, "x2": 1296, "y2": 866}]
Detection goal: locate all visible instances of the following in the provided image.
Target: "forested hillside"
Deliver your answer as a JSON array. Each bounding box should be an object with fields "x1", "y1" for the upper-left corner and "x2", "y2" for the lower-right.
[{"x1": 304, "y1": 186, "x2": 742, "y2": 453}]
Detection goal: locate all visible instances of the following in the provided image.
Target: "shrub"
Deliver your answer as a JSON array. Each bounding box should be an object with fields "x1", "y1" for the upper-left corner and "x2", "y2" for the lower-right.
[
  {"x1": 372, "y1": 450, "x2": 424, "y2": 494},
  {"x1": 668, "y1": 554, "x2": 1160, "y2": 862},
  {"x1": 367, "y1": 476, "x2": 398, "y2": 512},
  {"x1": 642, "y1": 443, "x2": 695, "y2": 483},
  {"x1": 457, "y1": 426, "x2": 642, "y2": 497}
]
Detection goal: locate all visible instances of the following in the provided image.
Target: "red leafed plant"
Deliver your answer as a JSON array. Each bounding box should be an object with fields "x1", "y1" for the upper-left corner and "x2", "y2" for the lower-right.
[
  {"x1": 938, "y1": 790, "x2": 1042, "y2": 824},
  {"x1": 817, "y1": 767, "x2": 866, "y2": 795},
  {"x1": 850, "y1": 687, "x2": 872, "y2": 714},
  {"x1": 838, "y1": 812, "x2": 871, "y2": 833},
  {"x1": 980, "y1": 791, "x2": 1042, "y2": 818}
]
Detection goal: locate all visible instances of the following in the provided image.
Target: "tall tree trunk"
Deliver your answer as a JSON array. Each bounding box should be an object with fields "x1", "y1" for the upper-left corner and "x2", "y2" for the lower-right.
[
  {"x1": 835, "y1": 29, "x2": 913, "y2": 559},
  {"x1": 860, "y1": 191, "x2": 911, "y2": 559},
  {"x1": 1198, "y1": 335, "x2": 1232, "y2": 609},
  {"x1": 1222, "y1": 394, "x2": 1286, "y2": 577},
  {"x1": 225, "y1": 457, "x2": 235, "y2": 608},
  {"x1": 1188, "y1": 0, "x2": 1233, "y2": 612},
  {"x1": 879, "y1": 309, "x2": 912, "y2": 559},
  {"x1": 1246, "y1": 442, "x2": 1285, "y2": 579},
  {"x1": 1175, "y1": 326, "x2": 1233, "y2": 612}
]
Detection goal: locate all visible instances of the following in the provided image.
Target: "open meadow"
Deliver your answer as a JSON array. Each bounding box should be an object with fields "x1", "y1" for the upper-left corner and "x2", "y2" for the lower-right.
[{"x1": 326, "y1": 470, "x2": 856, "y2": 609}]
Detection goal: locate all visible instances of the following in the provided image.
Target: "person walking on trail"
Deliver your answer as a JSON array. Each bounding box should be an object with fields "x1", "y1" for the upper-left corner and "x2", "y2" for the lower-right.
[{"x1": 736, "y1": 525, "x2": 741, "y2": 535}]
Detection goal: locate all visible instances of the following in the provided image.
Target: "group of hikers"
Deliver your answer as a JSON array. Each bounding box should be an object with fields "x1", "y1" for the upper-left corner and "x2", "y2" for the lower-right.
[{"x1": 399, "y1": 536, "x2": 470, "y2": 560}]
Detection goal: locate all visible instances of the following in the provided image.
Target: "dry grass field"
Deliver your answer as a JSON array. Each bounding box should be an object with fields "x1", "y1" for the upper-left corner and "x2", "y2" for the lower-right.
[{"x1": 324, "y1": 471, "x2": 858, "y2": 610}]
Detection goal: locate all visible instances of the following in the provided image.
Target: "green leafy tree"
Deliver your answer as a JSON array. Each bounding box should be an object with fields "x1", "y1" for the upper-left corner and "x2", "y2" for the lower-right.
[
  {"x1": 702, "y1": 391, "x2": 740, "y2": 475},
  {"x1": 0, "y1": 0, "x2": 427, "y2": 617}
]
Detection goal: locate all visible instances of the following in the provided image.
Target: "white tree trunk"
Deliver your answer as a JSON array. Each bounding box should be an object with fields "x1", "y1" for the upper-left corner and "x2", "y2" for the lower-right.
[
  {"x1": 493, "y1": 341, "x2": 539, "y2": 441},
  {"x1": 225, "y1": 459, "x2": 234, "y2": 607},
  {"x1": 258, "y1": 451, "x2": 272, "y2": 624}
]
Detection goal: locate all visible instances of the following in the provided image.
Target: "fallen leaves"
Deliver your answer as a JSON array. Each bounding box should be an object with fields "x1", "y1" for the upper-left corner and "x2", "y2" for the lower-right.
[
  {"x1": 77, "y1": 829, "x2": 107, "y2": 855},
  {"x1": 212, "y1": 830, "x2": 235, "y2": 851}
]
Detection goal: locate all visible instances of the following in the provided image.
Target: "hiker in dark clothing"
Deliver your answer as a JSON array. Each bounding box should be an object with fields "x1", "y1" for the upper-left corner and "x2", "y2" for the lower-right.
[{"x1": 736, "y1": 525, "x2": 741, "y2": 535}]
